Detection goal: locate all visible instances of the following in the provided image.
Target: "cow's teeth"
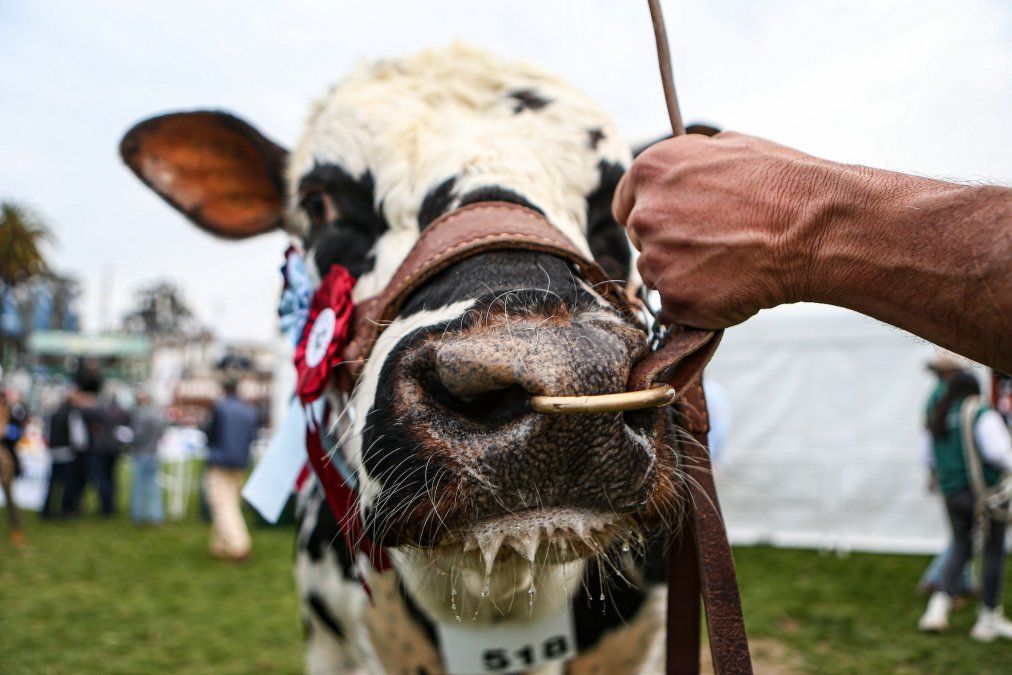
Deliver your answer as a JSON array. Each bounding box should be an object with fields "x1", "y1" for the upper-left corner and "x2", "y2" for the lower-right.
[{"x1": 475, "y1": 530, "x2": 504, "y2": 578}]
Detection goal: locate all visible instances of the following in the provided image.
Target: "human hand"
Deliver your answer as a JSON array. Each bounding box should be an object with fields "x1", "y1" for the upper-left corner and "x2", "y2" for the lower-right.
[{"x1": 613, "y1": 132, "x2": 840, "y2": 328}]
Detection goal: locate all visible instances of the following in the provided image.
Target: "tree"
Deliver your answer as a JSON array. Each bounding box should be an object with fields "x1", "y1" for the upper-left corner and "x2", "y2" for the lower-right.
[
  {"x1": 1, "y1": 202, "x2": 56, "y2": 367},
  {"x1": 17, "y1": 272, "x2": 81, "y2": 332},
  {"x1": 122, "y1": 280, "x2": 200, "y2": 338},
  {"x1": 0, "y1": 201, "x2": 52, "y2": 286}
]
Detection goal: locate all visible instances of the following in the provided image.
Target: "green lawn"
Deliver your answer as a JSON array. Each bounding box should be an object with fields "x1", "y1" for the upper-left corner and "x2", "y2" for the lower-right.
[
  {"x1": 2, "y1": 507, "x2": 1009, "y2": 674},
  {"x1": 735, "y1": 547, "x2": 1011, "y2": 673}
]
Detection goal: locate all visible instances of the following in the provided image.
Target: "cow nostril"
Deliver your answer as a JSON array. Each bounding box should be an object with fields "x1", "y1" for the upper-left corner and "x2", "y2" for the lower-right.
[
  {"x1": 421, "y1": 375, "x2": 531, "y2": 426},
  {"x1": 623, "y1": 407, "x2": 655, "y2": 434}
]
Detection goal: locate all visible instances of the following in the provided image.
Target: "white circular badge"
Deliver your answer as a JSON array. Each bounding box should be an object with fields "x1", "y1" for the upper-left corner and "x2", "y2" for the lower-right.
[{"x1": 305, "y1": 307, "x2": 337, "y2": 368}]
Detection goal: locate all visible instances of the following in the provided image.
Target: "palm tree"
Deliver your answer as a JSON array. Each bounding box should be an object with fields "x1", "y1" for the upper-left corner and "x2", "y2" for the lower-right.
[
  {"x1": 1, "y1": 201, "x2": 55, "y2": 367},
  {"x1": 0, "y1": 201, "x2": 52, "y2": 285}
]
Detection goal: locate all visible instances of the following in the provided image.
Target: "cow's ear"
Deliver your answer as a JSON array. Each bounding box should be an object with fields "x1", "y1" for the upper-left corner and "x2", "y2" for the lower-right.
[
  {"x1": 632, "y1": 122, "x2": 722, "y2": 156},
  {"x1": 119, "y1": 111, "x2": 288, "y2": 239}
]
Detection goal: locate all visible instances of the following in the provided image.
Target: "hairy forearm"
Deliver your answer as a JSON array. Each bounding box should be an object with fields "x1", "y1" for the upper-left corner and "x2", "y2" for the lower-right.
[
  {"x1": 617, "y1": 133, "x2": 1011, "y2": 370},
  {"x1": 807, "y1": 170, "x2": 1012, "y2": 372}
]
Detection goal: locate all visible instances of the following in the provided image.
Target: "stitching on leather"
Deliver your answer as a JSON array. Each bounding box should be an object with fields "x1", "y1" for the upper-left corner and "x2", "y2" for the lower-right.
[
  {"x1": 344, "y1": 202, "x2": 632, "y2": 380},
  {"x1": 382, "y1": 232, "x2": 593, "y2": 313},
  {"x1": 344, "y1": 204, "x2": 619, "y2": 363}
]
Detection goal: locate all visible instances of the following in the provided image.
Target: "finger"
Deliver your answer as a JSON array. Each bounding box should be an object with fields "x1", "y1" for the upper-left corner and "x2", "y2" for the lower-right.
[
  {"x1": 635, "y1": 251, "x2": 661, "y2": 289},
  {"x1": 626, "y1": 214, "x2": 642, "y2": 251},
  {"x1": 658, "y1": 298, "x2": 696, "y2": 328},
  {"x1": 611, "y1": 166, "x2": 636, "y2": 226}
]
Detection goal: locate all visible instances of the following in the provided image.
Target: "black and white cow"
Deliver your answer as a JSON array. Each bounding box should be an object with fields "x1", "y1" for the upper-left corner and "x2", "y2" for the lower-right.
[{"x1": 122, "y1": 44, "x2": 694, "y2": 674}]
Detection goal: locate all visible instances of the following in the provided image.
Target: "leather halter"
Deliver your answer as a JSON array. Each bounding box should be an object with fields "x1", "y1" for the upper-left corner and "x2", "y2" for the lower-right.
[
  {"x1": 340, "y1": 201, "x2": 722, "y2": 402},
  {"x1": 336, "y1": 201, "x2": 750, "y2": 673}
]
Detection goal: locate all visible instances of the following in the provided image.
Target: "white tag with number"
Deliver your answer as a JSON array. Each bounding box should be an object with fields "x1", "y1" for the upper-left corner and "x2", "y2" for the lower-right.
[{"x1": 437, "y1": 607, "x2": 576, "y2": 674}]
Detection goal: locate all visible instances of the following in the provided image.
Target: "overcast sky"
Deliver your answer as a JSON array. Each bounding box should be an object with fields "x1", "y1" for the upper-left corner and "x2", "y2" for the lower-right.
[{"x1": 2, "y1": 0, "x2": 1009, "y2": 343}]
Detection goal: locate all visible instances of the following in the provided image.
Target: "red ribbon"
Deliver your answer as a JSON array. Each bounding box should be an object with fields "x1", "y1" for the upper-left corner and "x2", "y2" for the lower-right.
[
  {"x1": 304, "y1": 418, "x2": 391, "y2": 587},
  {"x1": 294, "y1": 264, "x2": 356, "y2": 405},
  {"x1": 293, "y1": 262, "x2": 389, "y2": 589}
]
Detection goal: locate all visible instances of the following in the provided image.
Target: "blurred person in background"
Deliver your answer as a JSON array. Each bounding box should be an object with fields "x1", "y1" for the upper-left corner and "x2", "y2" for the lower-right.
[
  {"x1": 62, "y1": 365, "x2": 105, "y2": 516},
  {"x1": 0, "y1": 386, "x2": 26, "y2": 545},
  {"x1": 203, "y1": 379, "x2": 258, "y2": 561},
  {"x1": 918, "y1": 354, "x2": 976, "y2": 598},
  {"x1": 129, "y1": 389, "x2": 166, "y2": 525},
  {"x1": 43, "y1": 384, "x2": 81, "y2": 518},
  {"x1": 89, "y1": 391, "x2": 133, "y2": 517},
  {"x1": 919, "y1": 371, "x2": 1012, "y2": 642}
]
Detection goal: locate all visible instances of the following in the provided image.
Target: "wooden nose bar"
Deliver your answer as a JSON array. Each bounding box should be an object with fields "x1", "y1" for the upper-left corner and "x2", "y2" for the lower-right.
[{"x1": 530, "y1": 384, "x2": 676, "y2": 415}]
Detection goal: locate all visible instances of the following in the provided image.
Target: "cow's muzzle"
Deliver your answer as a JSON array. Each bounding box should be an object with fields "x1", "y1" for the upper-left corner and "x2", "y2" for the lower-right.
[{"x1": 393, "y1": 313, "x2": 660, "y2": 519}]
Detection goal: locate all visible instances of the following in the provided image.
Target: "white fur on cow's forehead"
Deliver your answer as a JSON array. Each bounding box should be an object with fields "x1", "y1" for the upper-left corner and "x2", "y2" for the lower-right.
[{"x1": 286, "y1": 43, "x2": 631, "y2": 300}]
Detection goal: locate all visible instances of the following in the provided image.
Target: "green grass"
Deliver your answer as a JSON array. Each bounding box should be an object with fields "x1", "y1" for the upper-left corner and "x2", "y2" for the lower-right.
[
  {"x1": 0, "y1": 491, "x2": 303, "y2": 675},
  {"x1": 734, "y1": 546, "x2": 1012, "y2": 674},
  {"x1": 2, "y1": 506, "x2": 1010, "y2": 673}
]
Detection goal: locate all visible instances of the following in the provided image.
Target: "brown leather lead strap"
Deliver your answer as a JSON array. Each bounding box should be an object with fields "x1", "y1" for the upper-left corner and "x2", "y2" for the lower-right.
[
  {"x1": 627, "y1": 327, "x2": 722, "y2": 396},
  {"x1": 647, "y1": 0, "x2": 686, "y2": 136},
  {"x1": 666, "y1": 521, "x2": 702, "y2": 674},
  {"x1": 679, "y1": 383, "x2": 752, "y2": 673},
  {"x1": 644, "y1": 1, "x2": 753, "y2": 671}
]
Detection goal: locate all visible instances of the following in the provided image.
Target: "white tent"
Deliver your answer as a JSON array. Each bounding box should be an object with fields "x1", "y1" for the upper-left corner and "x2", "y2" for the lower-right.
[{"x1": 706, "y1": 303, "x2": 989, "y2": 555}]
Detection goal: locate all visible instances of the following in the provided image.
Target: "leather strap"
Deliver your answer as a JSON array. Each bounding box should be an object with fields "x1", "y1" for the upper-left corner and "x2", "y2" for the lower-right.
[
  {"x1": 340, "y1": 201, "x2": 726, "y2": 406},
  {"x1": 642, "y1": 1, "x2": 753, "y2": 670},
  {"x1": 628, "y1": 328, "x2": 723, "y2": 401},
  {"x1": 666, "y1": 520, "x2": 702, "y2": 674},
  {"x1": 671, "y1": 383, "x2": 753, "y2": 673},
  {"x1": 341, "y1": 202, "x2": 635, "y2": 386}
]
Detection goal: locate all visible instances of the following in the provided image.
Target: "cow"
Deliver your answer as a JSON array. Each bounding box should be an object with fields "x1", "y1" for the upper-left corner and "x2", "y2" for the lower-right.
[{"x1": 121, "y1": 44, "x2": 698, "y2": 674}]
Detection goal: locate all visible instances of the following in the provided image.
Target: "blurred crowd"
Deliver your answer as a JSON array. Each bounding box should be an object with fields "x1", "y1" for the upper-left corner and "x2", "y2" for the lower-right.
[
  {"x1": 1, "y1": 362, "x2": 262, "y2": 562},
  {"x1": 40, "y1": 364, "x2": 152, "y2": 521}
]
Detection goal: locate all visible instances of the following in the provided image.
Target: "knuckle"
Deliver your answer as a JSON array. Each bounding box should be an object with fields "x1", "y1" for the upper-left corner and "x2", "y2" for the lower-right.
[{"x1": 627, "y1": 155, "x2": 655, "y2": 183}]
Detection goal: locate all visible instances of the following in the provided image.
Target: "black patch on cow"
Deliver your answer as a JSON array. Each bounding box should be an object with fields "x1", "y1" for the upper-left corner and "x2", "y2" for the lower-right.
[
  {"x1": 399, "y1": 581, "x2": 441, "y2": 648},
  {"x1": 457, "y1": 186, "x2": 544, "y2": 215},
  {"x1": 585, "y1": 160, "x2": 631, "y2": 281},
  {"x1": 574, "y1": 546, "x2": 651, "y2": 651},
  {"x1": 303, "y1": 490, "x2": 357, "y2": 580},
  {"x1": 418, "y1": 176, "x2": 457, "y2": 229},
  {"x1": 298, "y1": 162, "x2": 388, "y2": 279},
  {"x1": 308, "y1": 592, "x2": 345, "y2": 638},
  {"x1": 510, "y1": 88, "x2": 551, "y2": 113},
  {"x1": 361, "y1": 345, "x2": 454, "y2": 546},
  {"x1": 588, "y1": 127, "x2": 606, "y2": 149},
  {"x1": 400, "y1": 250, "x2": 589, "y2": 320}
]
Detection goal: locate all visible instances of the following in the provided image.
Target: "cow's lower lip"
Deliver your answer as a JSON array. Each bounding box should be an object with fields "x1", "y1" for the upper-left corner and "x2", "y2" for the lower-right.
[{"x1": 436, "y1": 507, "x2": 625, "y2": 563}]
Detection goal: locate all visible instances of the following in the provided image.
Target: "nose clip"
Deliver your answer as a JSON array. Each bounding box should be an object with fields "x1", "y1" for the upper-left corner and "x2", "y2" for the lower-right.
[{"x1": 530, "y1": 383, "x2": 676, "y2": 415}]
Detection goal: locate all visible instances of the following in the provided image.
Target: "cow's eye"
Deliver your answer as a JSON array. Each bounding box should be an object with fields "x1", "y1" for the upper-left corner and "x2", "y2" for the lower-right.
[{"x1": 300, "y1": 191, "x2": 335, "y2": 228}]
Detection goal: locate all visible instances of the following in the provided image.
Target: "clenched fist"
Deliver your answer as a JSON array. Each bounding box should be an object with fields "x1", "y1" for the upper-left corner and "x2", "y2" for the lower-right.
[
  {"x1": 613, "y1": 132, "x2": 844, "y2": 328},
  {"x1": 612, "y1": 131, "x2": 1012, "y2": 372}
]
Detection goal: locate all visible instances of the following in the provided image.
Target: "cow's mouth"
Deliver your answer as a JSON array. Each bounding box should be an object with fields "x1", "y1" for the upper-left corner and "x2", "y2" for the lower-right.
[
  {"x1": 398, "y1": 507, "x2": 635, "y2": 609},
  {"x1": 439, "y1": 507, "x2": 627, "y2": 562}
]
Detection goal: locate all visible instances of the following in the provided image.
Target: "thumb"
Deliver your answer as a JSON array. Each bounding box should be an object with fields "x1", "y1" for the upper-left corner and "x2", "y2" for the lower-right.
[{"x1": 611, "y1": 166, "x2": 636, "y2": 227}]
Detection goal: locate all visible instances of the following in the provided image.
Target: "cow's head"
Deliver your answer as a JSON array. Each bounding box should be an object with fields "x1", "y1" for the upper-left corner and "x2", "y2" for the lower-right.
[{"x1": 121, "y1": 45, "x2": 686, "y2": 616}]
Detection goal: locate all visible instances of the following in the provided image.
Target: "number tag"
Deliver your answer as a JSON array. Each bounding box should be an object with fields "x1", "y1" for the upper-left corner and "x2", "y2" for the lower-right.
[{"x1": 437, "y1": 607, "x2": 576, "y2": 674}]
